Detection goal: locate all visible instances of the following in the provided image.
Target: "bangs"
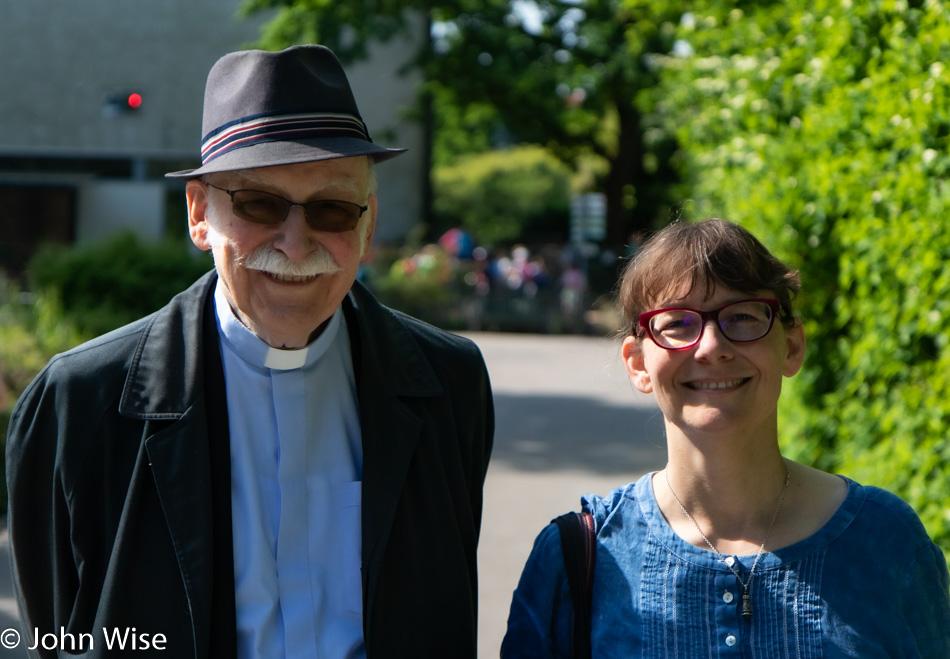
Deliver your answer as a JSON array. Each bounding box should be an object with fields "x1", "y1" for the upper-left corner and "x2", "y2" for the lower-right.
[{"x1": 618, "y1": 219, "x2": 800, "y2": 335}]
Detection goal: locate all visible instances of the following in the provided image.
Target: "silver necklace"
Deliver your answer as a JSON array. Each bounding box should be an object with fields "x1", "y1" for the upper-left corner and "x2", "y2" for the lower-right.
[{"x1": 663, "y1": 459, "x2": 790, "y2": 620}]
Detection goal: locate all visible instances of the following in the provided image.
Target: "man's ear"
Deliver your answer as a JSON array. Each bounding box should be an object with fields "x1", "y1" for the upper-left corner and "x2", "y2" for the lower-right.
[
  {"x1": 360, "y1": 194, "x2": 378, "y2": 260},
  {"x1": 186, "y1": 179, "x2": 212, "y2": 251},
  {"x1": 622, "y1": 335, "x2": 653, "y2": 394}
]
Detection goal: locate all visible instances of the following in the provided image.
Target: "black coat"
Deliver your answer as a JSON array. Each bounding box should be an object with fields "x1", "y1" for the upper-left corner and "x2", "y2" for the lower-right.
[{"x1": 7, "y1": 271, "x2": 494, "y2": 657}]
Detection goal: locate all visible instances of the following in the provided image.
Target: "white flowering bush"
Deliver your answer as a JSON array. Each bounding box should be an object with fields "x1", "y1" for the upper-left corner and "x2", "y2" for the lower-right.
[{"x1": 659, "y1": 0, "x2": 950, "y2": 556}]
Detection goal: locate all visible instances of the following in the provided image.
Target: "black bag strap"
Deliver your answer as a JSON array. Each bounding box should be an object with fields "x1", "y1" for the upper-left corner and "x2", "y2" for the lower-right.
[{"x1": 553, "y1": 511, "x2": 596, "y2": 659}]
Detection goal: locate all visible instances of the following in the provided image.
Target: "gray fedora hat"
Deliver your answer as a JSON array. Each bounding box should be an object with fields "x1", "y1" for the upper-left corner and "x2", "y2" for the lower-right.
[{"x1": 166, "y1": 45, "x2": 405, "y2": 178}]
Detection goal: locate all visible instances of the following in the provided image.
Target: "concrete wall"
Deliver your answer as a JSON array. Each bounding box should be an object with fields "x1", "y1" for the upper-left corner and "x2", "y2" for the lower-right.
[
  {"x1": 0, "y1": 0, "x2": 266, "y2": 159},
  {"x1": 76, "y1": 181, "x2": 166, "y2": 243},
  {"x1": 0, "y1": 0, "x2": 424, "y2": 248},
  {"x1": 346, "y1": 24, "x2": 426, "y2": 242}
]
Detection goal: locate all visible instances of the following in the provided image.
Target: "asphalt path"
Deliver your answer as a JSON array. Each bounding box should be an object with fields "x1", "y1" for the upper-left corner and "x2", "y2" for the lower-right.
[
  {"x1": 0, "y1": 331, "x2": 667, "y2": 658},
  {"x1": 463, "y1": 332, "x2": 666, "y2": 657}
]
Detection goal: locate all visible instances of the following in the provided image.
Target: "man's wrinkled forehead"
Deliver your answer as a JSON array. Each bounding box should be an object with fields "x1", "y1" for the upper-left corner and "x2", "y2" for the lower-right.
[{"x1": 214, "y1": 158, "x2": 371, "y2": 195}]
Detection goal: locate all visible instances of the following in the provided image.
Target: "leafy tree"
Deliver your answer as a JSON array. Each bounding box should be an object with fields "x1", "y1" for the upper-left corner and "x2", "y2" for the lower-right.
[
  {"x1": 239, "y1": 0, "x2": 684, "y2": 247},
  {"x1": 660, "y1": 0, "x2": 950, "y2": 555}
]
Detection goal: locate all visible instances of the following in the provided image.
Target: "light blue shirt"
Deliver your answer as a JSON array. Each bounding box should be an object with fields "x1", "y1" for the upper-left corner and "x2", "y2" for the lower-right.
[
  {"x1": 214, "y1": 283, "x2": 365, "y2": 659},
  {"x1": 503, "y1": 472, "x2": 950, "y2": 658}
]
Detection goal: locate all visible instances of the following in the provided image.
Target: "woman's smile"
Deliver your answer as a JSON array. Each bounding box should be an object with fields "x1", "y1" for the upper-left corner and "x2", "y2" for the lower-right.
[{"x1": 683, "y1": 377, "x2": 750, "y2": 391}]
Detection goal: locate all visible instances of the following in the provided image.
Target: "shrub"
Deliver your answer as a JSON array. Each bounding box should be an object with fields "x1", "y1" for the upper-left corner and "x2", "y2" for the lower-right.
[
  {"x1": 432, "y1": 145, "x2": 572, "y2": 245},
  {"x1": 28, "y1": 231, "x2": 213, "y2": 337},
  {"x1": 0, "y1": 281, "x2": 91, "y2": 512}
]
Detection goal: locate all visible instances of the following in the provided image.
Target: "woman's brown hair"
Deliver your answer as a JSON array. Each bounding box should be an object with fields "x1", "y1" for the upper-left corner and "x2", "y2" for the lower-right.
[{"x1": 618, "y1": 218, "x2": 801, "y2": 337}]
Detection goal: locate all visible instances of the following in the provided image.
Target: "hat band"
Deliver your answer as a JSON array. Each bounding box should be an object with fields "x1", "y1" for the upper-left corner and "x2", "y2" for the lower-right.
[{"x1": 200, "y1": 112, "x2": 371, "y2": 165}]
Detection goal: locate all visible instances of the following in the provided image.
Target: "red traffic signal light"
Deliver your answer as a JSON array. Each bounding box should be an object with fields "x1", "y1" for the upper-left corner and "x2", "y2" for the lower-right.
[{"x1": 104, "y1": 91, "x2": 143, "y2": 114}]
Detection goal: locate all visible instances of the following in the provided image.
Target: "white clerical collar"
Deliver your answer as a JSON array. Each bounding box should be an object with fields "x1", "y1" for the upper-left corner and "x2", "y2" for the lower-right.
[
  {"x1": 213, "y1": 279, "x2": 342, "y2": 371},
  {"x1": 263, "y1": 345, "x2": 309, "y2": 370}
]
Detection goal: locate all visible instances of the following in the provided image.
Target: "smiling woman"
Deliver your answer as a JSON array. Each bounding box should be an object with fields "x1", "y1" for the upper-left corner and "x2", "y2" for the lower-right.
[{"x1": 501, "y1": 218, "x2": 950, "y2": 658}]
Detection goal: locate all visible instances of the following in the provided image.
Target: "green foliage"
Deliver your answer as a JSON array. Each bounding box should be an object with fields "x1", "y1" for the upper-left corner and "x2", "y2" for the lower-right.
[
  {"x1": 0, "y1": 281, "x2": 91, "y2": 512},
  {"x1": 239, "y1": 0, "x2": 417, "y2": 63},
  {"x1": 0, "y1": 287, "x2": 87, "y2": 398},
  {"x1": 28, "y1": 232, "x2": 213, "y2": 337},
  {"x1": 432, "y1": 145, "x2": 571, "y2": 245},
  {"x1": 239, "y1": 0, "x2": 684, "y2": 245},
  {"x1": 661, "y1": 0, "x2": 950, "y2": 556},
  {"x1": 429, "y1": 85, "x2": 499, "y2": 168}
]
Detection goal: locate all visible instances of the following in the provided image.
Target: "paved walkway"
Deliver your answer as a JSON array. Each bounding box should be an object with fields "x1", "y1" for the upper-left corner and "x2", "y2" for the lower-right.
[
  {"x1": 0, "y1": 332, "x2": 666, "y2": 658},
  {"x1": 464, "y1": 332, "x2": 665, "y2": 657}
]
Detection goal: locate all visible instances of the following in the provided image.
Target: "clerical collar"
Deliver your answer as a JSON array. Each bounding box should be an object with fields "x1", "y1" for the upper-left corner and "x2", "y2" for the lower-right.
[{"x1": 212, "y1": 279, "x2": 342, "y2": 371}]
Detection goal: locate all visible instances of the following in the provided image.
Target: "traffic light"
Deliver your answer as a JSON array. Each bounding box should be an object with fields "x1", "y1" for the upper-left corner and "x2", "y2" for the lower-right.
[{"x1": 104, "y1": 91, "x2": 144, "y2": 115}]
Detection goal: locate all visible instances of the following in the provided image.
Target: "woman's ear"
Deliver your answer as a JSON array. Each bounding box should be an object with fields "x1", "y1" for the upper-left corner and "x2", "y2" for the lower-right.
[
  {"x1": 782, "y1": 321, "x2": 806, "y2": 377},
  {"x1": 622, "y1": 335, "x2": 653, "y2": 394}
]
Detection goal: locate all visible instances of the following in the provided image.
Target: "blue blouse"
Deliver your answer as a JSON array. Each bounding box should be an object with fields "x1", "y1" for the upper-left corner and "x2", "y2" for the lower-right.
[{"x1": 502, "y1": 473, "x2": 950, "y2": 658}]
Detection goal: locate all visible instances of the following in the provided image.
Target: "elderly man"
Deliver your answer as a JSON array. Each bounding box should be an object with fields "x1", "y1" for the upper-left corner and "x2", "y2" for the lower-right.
[{"x1": 7, "y1": 46, "x2": 493, "y2": 657}]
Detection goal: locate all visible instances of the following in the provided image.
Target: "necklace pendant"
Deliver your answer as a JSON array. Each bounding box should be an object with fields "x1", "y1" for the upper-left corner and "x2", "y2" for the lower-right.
[{"x1": 741, "y1": 591, "x2": 753, "y2": 619}]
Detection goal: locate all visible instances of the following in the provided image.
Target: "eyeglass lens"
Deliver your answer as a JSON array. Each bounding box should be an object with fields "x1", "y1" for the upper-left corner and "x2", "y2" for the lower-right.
[
  {"x1": 648, "y1": 300, "x2": 775, "y2": 349},
  {"x1": 229, "y1": 189, "x2": 364, "y2": 233}
]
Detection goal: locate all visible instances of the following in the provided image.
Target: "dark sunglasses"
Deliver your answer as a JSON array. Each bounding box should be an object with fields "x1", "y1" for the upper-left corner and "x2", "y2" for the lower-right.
[{"x1": 205, "y1": 182, "x2": 368, "y2": 233}]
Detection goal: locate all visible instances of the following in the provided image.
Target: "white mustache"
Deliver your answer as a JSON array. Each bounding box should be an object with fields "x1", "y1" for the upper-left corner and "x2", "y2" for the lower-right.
[
  {"x1": 205, "y1": 223, "x2": 342, "y2": 277},
  {"x1": 242, "y1": 244, "x2": 342, "y2": 277}
]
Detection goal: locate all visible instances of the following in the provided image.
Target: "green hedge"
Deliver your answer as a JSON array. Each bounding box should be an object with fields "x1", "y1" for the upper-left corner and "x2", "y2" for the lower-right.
[
  {"x1": 660, "y1": 1, "x2": 950, "y2": 556},
  {"x1": 28, "y1": 231, "x2": 213, "y2": 337}
]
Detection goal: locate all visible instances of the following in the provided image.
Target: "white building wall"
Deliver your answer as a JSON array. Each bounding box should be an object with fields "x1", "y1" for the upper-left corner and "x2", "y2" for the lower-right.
[{"x1": 346, "y1": 23, "x2": 426, "y2": 243}]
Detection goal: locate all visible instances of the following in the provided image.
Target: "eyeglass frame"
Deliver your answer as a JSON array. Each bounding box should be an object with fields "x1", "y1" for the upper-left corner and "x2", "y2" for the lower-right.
[
  {"x1": 204, "y1": 182, "x2": 369, "y2": 232},
  {"x1": 637, "y1": 298, "x2": 782, "y2": 351}
]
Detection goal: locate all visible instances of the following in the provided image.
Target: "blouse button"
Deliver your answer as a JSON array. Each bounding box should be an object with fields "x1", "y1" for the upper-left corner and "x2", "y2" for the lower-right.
[
  {"x1": 725, "y1": 635, "x2": 737, "y2": 647},
  {"x1": 723, "y1": 591, "x2": 734, "y2": 603},
  {"x1": 724, "y1": 556, "x2": 736, "y2": 567}
]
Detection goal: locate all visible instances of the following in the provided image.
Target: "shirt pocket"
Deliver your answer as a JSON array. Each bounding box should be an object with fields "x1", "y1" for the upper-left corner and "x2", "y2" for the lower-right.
[{"x1": 338, "y1": 481, "x2": 363, "y2": 614}]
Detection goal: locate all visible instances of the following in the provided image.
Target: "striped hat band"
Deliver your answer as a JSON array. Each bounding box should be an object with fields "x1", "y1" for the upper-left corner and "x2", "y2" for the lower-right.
[{"x1": 201, "y1": 112, "x2": 370, "y2": 166}]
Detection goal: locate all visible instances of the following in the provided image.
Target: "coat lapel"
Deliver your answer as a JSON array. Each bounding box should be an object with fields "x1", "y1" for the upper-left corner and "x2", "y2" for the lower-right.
[
  {"x1": 345, "y1": 284, "x2": 443, "y2": 625},
  {"x1": 117, "y1": 271, "x2": 221, "y2": 654}
]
